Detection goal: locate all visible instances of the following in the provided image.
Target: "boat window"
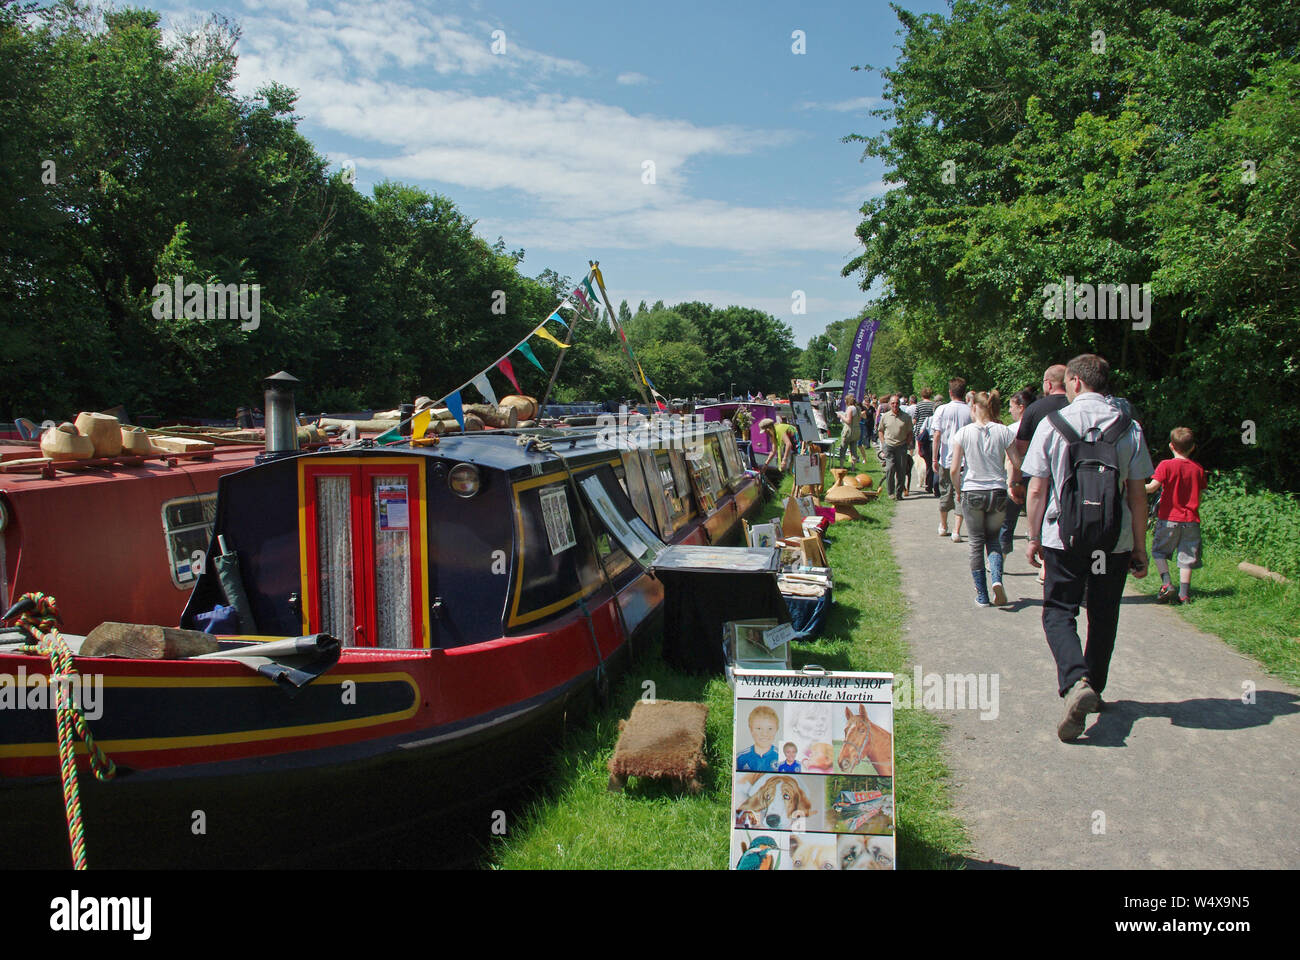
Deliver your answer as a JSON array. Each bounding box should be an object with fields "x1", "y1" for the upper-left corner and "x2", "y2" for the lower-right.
[
  {"x1": 716, "y1": 432, "x2": 746, "y2": 486},
  {"x1": 688, "y1": 445, "x2": 723, "y2": 514},
  {"x1": 512, "y1": 480, "x2": 603, "y2": 625},
  {"x1": 620, "y1": 450, "x2": 671, "y2": 538},
  {"x1": 161, "y1": 493, "x2": 218, "y2": 589},
  {"x1": 577, "y1": 472, "x2": 661, "y2": 569},
  {"x1": 371, "y1": 475, "x2": 412, "y2": 649},
  {"x1": 653, "y1": 450, "x2": 693, "y2": 532},
  {"x1": 315, "y1": 476, "x2": 355, "y2": 638},
  {"x1": 635, "y1": 449, "x2": 675, "y2": 539}
]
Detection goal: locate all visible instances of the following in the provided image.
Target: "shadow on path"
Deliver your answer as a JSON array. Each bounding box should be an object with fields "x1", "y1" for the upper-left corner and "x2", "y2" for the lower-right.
[{"x1": 1077, "y1": 690, "x2": 1299, "y2": 747}]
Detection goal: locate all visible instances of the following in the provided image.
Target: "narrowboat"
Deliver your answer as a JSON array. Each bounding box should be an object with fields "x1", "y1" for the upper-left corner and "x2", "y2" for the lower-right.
[{"x1": 0, "y1": 400, "x2": 764, "y2": 868}]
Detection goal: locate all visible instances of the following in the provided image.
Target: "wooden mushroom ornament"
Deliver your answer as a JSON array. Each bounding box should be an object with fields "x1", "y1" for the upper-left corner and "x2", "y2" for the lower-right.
[
  {"x1": 824, "y1": 468, "x2": 870, "y2": 521},
  {"x1": 41, "y1": 422, "x2": 94, "y2": 460}
]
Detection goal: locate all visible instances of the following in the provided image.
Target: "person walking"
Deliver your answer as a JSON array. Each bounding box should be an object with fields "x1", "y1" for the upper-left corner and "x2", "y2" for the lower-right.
[
  {"x1": 1013, "y1": 365, "x2": 1069, "y2": 581},
  {"x1": 879, "y1": 394, "x2": 914, "y2": 500},
  {"x1": 930, "y1": 378, "x2": 971, "y2": 541},
  {"x1": 1022, "y1": 354, "x2": 1153, "y2": 742},
  {"x1": 838, "y1": 396, "x2": 862, "y2": 466},
  {"x1": 913, "y1": 388, "x2": 937, "y2": 494},
  {"x1": 999, "y1": 388, "x2": 1036, "y2": 555},
  {"x1": 949, "y1": 391, "x2": 1021, "y2": 606}
]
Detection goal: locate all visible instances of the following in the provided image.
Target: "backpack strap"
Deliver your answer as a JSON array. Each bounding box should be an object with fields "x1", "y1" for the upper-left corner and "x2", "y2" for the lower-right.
[
  {"x1": 1101, "y1": 413, "x2": 1132, "y2": 445},
  {"x1": 1047, "y1": 410, "x2": 1079, "y2": 443}
]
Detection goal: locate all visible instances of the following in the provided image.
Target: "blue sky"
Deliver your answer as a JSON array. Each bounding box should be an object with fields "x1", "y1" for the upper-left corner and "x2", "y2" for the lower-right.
[{"x1": 154, "y1": 0, "x2": 952, "y2": 348}]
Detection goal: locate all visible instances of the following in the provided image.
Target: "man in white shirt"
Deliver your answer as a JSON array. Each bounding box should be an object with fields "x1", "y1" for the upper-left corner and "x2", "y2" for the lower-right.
[
  {"x1": 1022, "y1": 354, "x2": 1153, "y2": 742},
  {"x1": 929, "y1": 378, "x2": 971, "y2": 541}
]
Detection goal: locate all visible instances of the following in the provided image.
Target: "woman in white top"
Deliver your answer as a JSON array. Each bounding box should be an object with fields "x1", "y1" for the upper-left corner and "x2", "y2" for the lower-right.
[{"x1": 950, "y1": 390, "x2": 1022, "y2": 607}]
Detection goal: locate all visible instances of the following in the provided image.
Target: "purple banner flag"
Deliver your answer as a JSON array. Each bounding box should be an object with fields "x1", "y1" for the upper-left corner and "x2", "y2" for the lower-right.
[{"x1": 840, "y1": 317, "x2": 881, "y2": 411}]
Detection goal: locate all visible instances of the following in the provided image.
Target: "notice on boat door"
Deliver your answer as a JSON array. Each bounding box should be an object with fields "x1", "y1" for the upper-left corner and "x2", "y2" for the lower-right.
[
  {"x1": 539, "y1": 486, "x2": 576, "y2": 555},
  {"x1": 377, "y1": 484, "x2": 409, "y2": 531},
  {"x1": 731, "y1": 669, "x2": 895, "y2": 870}
]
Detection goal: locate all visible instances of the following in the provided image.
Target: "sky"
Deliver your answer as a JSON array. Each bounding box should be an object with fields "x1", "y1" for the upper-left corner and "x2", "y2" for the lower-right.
[{"x1": 151, "y1": 0, "x2": 953, "y2": 349}]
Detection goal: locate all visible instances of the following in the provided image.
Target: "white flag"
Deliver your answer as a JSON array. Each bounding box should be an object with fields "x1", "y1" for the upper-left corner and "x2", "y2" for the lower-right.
[{"x1": 471, "y1": 372, "x2": 498, "y2": 407}]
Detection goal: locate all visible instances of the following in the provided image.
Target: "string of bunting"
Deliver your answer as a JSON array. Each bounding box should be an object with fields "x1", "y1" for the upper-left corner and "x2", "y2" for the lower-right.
[{"x1": 385, "y1": 270, "x2": 604, "y2": 437}]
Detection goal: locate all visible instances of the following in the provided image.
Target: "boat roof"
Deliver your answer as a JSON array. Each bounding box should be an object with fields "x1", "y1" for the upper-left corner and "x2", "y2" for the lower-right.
[{"x1": 0, "y1": 445, "x2": 264, "y2": 495}]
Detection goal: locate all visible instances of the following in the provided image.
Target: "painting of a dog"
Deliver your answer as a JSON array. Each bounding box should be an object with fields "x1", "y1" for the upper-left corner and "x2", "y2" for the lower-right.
[
  {"x1": 789, "y1": 833, "x2": 838, "y2": 870},
  {"x1": 734, "y1": 774, "x2": 820, "y2": 830}
]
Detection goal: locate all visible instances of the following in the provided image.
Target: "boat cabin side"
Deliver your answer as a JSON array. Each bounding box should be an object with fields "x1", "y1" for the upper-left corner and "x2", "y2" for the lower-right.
[{"x1": 181, "y1": 424, "x2": 757, "y2": 650}]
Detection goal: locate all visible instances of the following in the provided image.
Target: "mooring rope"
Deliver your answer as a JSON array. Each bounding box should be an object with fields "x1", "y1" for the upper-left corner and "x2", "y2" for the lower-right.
[{"x1": 7, "y1": 592, "x2": 116, "y2": 870}]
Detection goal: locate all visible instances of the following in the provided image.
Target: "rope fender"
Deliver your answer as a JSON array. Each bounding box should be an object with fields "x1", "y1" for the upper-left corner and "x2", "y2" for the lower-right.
[{"x1": 4, "y1": 592, "x2": 116, "y2": 870}]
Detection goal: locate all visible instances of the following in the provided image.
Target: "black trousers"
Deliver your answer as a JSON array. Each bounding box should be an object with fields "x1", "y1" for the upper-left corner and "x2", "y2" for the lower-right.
[
  {"x1": 1042, "y1": 547, "x2": 1131, "y2": 697},
  {"x1": 884, "y1": 443, "x2": 909, "y2": 497}
]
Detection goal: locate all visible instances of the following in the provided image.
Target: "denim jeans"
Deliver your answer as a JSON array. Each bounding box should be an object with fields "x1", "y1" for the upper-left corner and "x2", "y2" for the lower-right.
[
  {"x1": 961, "y1": 489, "x2": 1007, "y2": 573},
  {"x1": 999, "y1": 496, "x2": 1023, "y2": 554}
]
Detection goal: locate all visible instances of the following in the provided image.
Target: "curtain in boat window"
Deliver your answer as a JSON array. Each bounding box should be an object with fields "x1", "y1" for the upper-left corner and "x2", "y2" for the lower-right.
[
  {"x1": 372, "y1": 475, "x2": 413, "y2": 649},
  {"x1": 316, "y1": 476, "x2": 354, "y2": 638}
]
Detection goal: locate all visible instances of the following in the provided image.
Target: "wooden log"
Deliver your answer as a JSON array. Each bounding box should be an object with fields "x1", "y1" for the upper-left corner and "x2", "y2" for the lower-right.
[
  {"x1": 150, "y1": 435, "x2": 215, "y2": 454},
  {"x1": 81, "y1": 622, "x2": 221, "y2": 659},
  {"x1": 1237, "y1": 562, "x2": 1290, "y2": 584}
]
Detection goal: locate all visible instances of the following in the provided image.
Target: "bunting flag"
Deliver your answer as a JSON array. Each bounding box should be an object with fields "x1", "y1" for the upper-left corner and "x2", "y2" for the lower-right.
[
  {"x1": 828, "y1": 342, "x2": 838, "y2": 352},
  {"x1": 497, "y1": 357, "x2": 521, "y2": 393},
  {"x1": 533, "y1": 325, "x2": 571, "y2": 349},
  {"x1": 581, "y1": 276, "x2": 597, "y2": 304},
  {"x1": 547, "y1": 309, "x2": 567, "y2": 328},
  {"x1": 516, "y1": 341, "x2": 546, "y2": 373},
  {"x1": 572, "y1": 286, "x2": 592, "y2": 313},
  {"x1": 412, "y1": 408, "x2": 433, "y2": 440},
  {"x1": 471, "y1": 372, "x2": 498, "y2": 407},
  {"x1": 445, "y1": 390, "x2": 466, "y2": 431}
]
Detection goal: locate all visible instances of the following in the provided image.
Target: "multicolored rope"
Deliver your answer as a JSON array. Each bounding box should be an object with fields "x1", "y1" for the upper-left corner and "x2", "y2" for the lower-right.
[{"x1": 9, "y1": 592, "x2": 116, "y2": 870}]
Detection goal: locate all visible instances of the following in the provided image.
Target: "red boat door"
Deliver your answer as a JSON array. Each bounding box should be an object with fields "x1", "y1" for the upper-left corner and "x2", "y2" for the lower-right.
[{"x1": 301, "y1": 459, "x2": 428, "y2": 648}]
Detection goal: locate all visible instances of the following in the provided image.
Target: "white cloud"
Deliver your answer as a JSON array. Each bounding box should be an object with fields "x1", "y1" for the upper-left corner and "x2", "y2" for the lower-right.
[
  {"x1": 616, "y1": 72, "x2": 651, "y2": 85},
  {"x1": 797, "y1": 96, "x2": 887, "y2": 112}
]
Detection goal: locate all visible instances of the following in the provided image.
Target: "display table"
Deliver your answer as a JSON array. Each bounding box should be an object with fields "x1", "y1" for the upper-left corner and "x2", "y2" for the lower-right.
[{"x1": 652, "y1": 545, "x2": 789, "y2": 673}]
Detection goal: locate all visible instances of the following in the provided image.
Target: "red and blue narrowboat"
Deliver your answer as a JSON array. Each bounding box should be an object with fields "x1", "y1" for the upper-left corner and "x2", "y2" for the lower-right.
[{"x1": 0, "y1": 402, "x2": 763, "y2": 867}]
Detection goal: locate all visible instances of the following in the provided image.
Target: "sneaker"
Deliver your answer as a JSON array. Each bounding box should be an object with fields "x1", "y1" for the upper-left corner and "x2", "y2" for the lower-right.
[
  {"x1": 974, "y1": 597, "x2": 991, "y2": 608},
  {"x1": 1057, "y1": 679, "x2": 1100, "y2": 742},
  {"x1": 1177, "y1": 594, "x2": 1192, "y2": 605},
  {"x1": 950, "y1": 531, "x2": 962, "y2": 543},
  {"x1": 938, "y1": 524, "x2": 950, "y2": 537},
  {"x1": 991, "y1": 582, "x2": 1007, "y2": 606},
  {"x1": 1156, "y1": 584, "x2": 1176, "y2": 603}
]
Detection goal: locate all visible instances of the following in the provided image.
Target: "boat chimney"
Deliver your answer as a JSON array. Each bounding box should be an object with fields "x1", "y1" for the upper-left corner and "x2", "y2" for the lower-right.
[{"x1": 261, "y1": 370, "x2": 301, "y2": 460}]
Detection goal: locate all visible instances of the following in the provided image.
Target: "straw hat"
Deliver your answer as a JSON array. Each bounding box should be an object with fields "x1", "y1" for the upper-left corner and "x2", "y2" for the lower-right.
[{"x1": 758, "y1": 418, "x2": 775, "y2": 431}]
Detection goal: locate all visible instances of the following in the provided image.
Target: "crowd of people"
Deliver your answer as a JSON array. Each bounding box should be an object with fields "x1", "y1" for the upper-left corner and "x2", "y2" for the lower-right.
[{"x1": 844, "y1": 355, "x2": 1207, "y2": 743}]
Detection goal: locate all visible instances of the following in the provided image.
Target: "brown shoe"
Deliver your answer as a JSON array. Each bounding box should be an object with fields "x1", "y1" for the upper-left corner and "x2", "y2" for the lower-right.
[{"x1": 1057, "y1": 679, "x2": 1100, "y2": 742}]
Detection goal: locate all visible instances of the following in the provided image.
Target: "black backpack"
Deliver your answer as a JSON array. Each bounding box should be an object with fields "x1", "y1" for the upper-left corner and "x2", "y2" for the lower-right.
[{"x1": 1048, "y1": 410, "x2": 1131, "y2": 555}]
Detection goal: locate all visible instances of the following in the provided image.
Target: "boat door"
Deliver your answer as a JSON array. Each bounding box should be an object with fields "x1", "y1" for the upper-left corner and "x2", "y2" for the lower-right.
[{"x1": 300, "y1": 458, "x2": 428, "y2": 648}]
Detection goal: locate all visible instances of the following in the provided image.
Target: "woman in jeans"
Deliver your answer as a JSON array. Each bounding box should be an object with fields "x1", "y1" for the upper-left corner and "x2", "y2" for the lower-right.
[
  {"x1": 999, "y1": 388, "x2": 1036, "y2": 555},
  {"x1": 949, "y1": 390, "x2": 1022, "y2": 607}
]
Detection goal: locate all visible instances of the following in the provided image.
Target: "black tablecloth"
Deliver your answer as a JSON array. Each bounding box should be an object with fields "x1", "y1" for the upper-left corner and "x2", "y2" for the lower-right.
[{"x1": 657, "y1": 569, "x2": 791, "y2": 674}]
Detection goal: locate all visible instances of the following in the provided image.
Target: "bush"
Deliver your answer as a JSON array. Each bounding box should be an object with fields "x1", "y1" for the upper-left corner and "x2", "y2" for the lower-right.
[{"x1": 1198, "y1": 470, "x2": 1300, "y2": 581}]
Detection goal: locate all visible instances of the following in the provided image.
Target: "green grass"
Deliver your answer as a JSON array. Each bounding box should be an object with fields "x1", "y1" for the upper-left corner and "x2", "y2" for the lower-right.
[
  {"x1": 1131, "y1": 531, "x2": 1300, "y2": 687},
  {"x1": 484, "y1": 457, "x2": 972, "y2": 869}
]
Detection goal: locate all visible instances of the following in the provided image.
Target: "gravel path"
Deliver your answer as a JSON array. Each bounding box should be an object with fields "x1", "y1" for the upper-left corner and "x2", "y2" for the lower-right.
[{"x1": 889, "y1": 489, "x2": 1300, "y2": 869}]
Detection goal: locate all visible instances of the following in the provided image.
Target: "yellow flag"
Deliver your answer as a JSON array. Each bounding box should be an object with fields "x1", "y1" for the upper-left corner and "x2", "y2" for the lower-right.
[
  {"x1": 412, "y1": 408, "x2": 432, "y2": 440},
  {"x1": 533, "y1": 325, "x2": 570, "y2": 349}
]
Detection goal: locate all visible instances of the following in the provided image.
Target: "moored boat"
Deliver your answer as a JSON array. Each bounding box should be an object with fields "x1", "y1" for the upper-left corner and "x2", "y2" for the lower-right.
[{"x1": 0, "y1": 401, "x2": 764, "y2": 867}]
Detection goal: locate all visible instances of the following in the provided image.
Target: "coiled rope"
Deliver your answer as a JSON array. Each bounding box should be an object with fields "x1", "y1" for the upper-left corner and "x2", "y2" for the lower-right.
[{"x1": 7, "y1": 592, "x2": 116, "y2": 869}]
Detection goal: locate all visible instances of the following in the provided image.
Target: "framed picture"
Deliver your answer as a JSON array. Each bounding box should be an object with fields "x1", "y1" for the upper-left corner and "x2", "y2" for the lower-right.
[
  {"x1": 794, "y1": 451, "x2": 823, "y2": 489},
  {"x1": 725, "y1": 618, "x2": 789, "y2": 669}
]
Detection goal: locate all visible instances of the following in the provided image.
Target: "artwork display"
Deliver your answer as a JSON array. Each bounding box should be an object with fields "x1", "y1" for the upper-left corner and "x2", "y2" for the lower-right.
[
  {"x1": 731, "y1": 669, "x2": 895, "y2": 870},
  {"x1": 790, "y1": 397, "x2": 823, "y2": 443},
  {"x1": 538, "y1": 486, "x2": 576, "y2": 555},
  {"x1": 794, "y1": 451, "x2": 824, "y2": 489}
]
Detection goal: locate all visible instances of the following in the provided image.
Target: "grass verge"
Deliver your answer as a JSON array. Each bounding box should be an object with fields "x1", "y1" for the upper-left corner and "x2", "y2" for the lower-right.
[
  {"x1": 1130, "y1": 532, "x2": 1300, "y2": 687},
  {"x1": 485, "y1": 456, "x2": 971, "y2": 869}
]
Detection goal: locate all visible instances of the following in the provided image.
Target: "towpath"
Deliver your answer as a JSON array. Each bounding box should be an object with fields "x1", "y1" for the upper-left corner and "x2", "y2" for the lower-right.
[{"x1": 888, "y1": 489, "x2": 1300, "y2": 869}]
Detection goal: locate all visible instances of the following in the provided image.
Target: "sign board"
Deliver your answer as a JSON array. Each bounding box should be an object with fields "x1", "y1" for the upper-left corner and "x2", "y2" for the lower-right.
[
  {"x1": 790, "y1": 396, "x2": 822, "y2": 443},
  {"x1": 731, "y1": 669, "x2": 895, "y2": 871},
  {"x1": 794, "y1": 450, "x2": 823, "y2": 489}
]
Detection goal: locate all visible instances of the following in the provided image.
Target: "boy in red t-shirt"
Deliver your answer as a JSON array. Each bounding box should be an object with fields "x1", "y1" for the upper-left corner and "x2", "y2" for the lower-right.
[{"x1": 1144, "y1": 427, "x2": 1207, "y2": 603}]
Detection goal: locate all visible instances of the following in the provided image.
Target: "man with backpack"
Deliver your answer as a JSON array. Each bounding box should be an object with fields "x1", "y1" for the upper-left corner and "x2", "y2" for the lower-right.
[{"x1": 1021, "y1": 354, "x2": 1153, "y2": 742}]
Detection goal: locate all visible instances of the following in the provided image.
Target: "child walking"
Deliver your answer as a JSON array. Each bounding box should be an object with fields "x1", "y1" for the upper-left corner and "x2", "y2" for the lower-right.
[{"x1": 1145, "y1": 427, "x2": 1207, "y2": 604}]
